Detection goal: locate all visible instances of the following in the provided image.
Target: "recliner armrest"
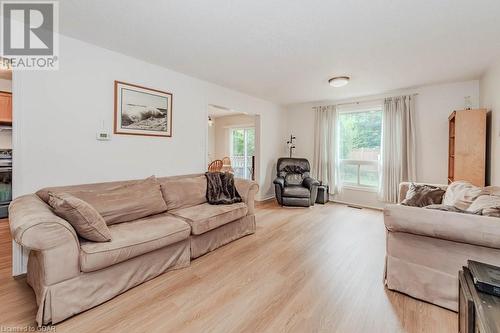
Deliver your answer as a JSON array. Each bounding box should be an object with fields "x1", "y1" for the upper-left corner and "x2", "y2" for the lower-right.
[
  {"x1": 302, "y1": 177, "x2": 320, "y2": 189},
  {"x1": 273, "y1": 177, "x2": 285, "y2": 188}
]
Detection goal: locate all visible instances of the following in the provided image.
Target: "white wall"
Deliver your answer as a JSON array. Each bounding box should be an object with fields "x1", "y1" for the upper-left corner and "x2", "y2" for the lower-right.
[
  {"x1": 12, "y1": 35, "x2": 286, "y2": 201},
  {"x1": 480, "y1": 58, "x2": 500, "y2": 185},
  {"x1": 286, "y1": 80, "x2": 479, "y2": 208},
  {"x1": 0, "y1": 78, "x2": 11, "y2": 92}
]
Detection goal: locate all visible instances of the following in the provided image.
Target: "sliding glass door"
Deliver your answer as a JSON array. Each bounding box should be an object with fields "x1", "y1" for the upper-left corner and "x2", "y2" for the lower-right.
[{"x1": 230, "y1": 127, "x2": 255, "y2": 180}]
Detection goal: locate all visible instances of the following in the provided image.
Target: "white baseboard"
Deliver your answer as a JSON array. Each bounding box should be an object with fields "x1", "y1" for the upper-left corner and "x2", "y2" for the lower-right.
[
  {"x1": 331, "y1": 199, "x2": 384, "y2": 211},
  {"x1": 256, "y1": 195, "x2": 274, "y2": 202}
]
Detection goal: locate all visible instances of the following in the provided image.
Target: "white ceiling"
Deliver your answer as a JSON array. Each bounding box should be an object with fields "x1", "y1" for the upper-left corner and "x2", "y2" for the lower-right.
[
  {"x1": 59, "y1": 0, "x2": 500, "y2": 105},
  {"x1": 208, "y1": 105, "x2": 245, "y2": 118}
]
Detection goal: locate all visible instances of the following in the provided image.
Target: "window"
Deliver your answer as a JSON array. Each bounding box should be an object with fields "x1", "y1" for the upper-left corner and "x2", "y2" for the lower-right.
[
  {"x1": 230, "y1": 127, "x2": 255, "y2": 180},
  {"x1": 338, "y1": 108, "x2": 382, "y2": 188}
]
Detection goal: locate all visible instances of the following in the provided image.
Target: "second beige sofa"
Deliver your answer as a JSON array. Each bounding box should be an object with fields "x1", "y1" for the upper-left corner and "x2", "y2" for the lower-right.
[
  {"x1": 384, "y1": 182, "x2": 500, "y2": 311},
  {"x1": 9, "y1": 174, "x2": 258, "y2": 326}
]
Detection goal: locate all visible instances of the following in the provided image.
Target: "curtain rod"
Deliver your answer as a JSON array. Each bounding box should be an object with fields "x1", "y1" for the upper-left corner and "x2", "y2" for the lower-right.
[{"x1": 333, "y1": 93, "x2": 419, "y2": 108}]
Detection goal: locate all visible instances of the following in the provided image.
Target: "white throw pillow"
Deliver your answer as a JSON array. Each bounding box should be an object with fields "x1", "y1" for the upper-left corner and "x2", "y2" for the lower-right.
[
  {"x1": 466, "y1": 186, "x2": 500, "y2": 217},
  {"x1": 443, "y1": 181, "x2": 482, "y2": 211},
  {"x1": 467, "y1": 195, "x2": 500, "y2": 216}
]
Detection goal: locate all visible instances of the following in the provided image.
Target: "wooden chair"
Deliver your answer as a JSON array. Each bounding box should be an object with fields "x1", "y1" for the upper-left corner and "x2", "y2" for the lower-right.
[
  {"x1": 208, "y1": 159, "x2": 223, "y2": 172},
  {"x1": 221, "y1": 156, "x2": 234, "y2": 173}
]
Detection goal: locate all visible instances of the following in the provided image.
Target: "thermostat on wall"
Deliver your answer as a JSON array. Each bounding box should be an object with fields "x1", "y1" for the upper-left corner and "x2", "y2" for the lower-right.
[{"x1": 96, "y1": 131, "x2": 111, "y2": 141}]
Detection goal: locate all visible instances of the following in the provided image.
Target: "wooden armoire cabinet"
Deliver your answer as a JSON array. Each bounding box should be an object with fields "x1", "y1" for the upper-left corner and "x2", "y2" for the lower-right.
[
  {"x1": 0, "y1": 91, "x2": 12, "y2": 124},
  {"x1": 448, "y1": 109, "x2": 487, "y2": 186}
]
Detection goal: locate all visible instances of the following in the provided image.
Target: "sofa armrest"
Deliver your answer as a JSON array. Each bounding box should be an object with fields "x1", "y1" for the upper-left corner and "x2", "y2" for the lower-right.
[
  {"x1": 398, "y1": 182, "x2": 448, "y2": 203},
  {"x1": 384, "y1": 204, "x2": 500, "y2": 249},
  {"x1": 234, "y1": 178, "x2": 259, "y2": 215},
  {"x1": 9, "y1": 194, "x2": 80, "y2": 284}
]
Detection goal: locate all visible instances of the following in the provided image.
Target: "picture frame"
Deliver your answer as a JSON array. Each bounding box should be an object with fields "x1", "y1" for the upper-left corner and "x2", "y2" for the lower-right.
[{"x1": 114, "y1": 80, "x2": 173, "y2": 137}]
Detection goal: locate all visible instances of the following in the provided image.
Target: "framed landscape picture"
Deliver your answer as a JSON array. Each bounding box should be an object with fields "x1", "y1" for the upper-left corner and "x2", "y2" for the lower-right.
[{"x1": 114, "y1": 81, "x2": 172, "y2": 137}]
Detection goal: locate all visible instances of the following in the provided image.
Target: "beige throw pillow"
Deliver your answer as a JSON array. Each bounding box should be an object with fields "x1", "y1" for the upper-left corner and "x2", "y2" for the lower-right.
[
  {"x1": 49, "y1": 192, "x2": 111, "y2": 242},
  {"x1": 442, "y1": 181, "x2": 482, "y2": 211},
  {"x1": 69, "y1": 176, "x2": 168, "y2": 225}
]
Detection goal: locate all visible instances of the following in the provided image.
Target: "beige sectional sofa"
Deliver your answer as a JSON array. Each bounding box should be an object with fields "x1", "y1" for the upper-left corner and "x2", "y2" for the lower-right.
[
  {"x1": 384, "y1": 182, "x2": 500, "y2": 311},
  {"x1": 9, "y1": 174, "x2": 258, "y2": 326}
]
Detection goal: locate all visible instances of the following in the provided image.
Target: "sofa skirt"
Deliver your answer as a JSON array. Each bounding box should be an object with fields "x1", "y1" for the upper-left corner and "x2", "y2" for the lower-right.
[
  {"x1": 27, "y1": 239, "x2": 190, "y2": 326},
  {"x1": 384, "y1": 231, "x2": 500, "y2": 311},
  {"x1": 190, "y1": 214, "x2": 255, "y2": 259}
]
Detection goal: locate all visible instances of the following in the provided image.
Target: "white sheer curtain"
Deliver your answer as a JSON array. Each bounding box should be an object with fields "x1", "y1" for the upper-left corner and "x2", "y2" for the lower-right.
[
  {"x1": 312, "y1": 105, "x2": 337, "y2": 193},
  {"x1": 379, "y1": 95, "x2": 416, "y2": 203}
]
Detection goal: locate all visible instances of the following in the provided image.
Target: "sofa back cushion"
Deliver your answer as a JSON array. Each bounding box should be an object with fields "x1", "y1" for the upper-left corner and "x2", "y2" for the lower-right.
[
  {"x1": 48, "y1": 192, "x2": 112, "y2": 242},
  {"x1": 443, "y1": 181, "x2": 482, "y2": 211},
  {"x1": 159, "y1": 175, "x2": 207, "y2": 210},
  {"x1": 37, "y1": 179, "x2": 139, "y2": 203},
  {"x1": 466, "y1": 186, "x2": 500, "y2": 217},
  {"x1": 38, "y1": 176, "x2": 168, "y2": 225},
  {"x1": 284, "y1": 173, "x2": 304, "y2": 186}
]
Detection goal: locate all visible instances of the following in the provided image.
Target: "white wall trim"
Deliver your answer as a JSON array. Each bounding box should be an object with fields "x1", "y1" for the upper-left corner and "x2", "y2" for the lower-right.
[
  {"x1": 11, "y1": 70, "x2": 28, "y2": 276},
  {"x1": 256, "y1": 194, "x2": 274, "y2": 202},
  {"x1": 331, "y1": 199, "x2": 385, "y2": 211}
]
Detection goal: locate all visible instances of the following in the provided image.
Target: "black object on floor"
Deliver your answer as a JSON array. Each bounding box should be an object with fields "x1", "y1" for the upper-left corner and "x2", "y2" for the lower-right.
[{"x1": 316, "y1": 185, "x2": 329, "y2": 204}]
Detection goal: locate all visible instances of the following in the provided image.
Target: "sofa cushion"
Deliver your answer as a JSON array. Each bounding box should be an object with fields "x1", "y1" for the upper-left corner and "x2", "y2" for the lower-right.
[
  {"x1": 159, "y1": 175, "x2": 207, "y2": 210},
  {"x1": 48, "y1": 192, "x2": 112, "y2": 242},
  {"x1": 79, "y1": 213, "x2": 190, "y2": 272},
  {"x1": 170, "y1": 202, "x2": 248, "y2": 235},
  {"x1": 467, "y1": 190, "x2": 500, "y2": 217},
  {"x1": 443, "y1": 181, "x2": 482, "y2": 211},
  {"x1": 66, "y1": 176, "x2": 168, "y2": 225},
  {"x1": 284, "y1": 173, "x2": 304, "y2": 186},
  {"x1": 36, "y1": 179, "x2": 139, "y2": 203},
  {"x1": 282, "y1": 185, "x2": 310, "y2": 198}
]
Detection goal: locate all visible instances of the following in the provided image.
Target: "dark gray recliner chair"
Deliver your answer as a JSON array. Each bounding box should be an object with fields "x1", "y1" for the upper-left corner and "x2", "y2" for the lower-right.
[{"x1": 273, "y1": 157, "x2": 320, "y2": 207}]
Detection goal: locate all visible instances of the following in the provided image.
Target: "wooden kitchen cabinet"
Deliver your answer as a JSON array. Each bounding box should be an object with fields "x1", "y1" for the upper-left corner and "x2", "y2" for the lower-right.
[{"x1": 0, "y1": 92, "x2": 12, "y2": 124}]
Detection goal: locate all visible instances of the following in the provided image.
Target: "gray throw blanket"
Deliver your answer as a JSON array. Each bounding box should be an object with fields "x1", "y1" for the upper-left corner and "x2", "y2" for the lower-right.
[{"x1": 205, "y1": 172, "x2": 242, "y2": 205}]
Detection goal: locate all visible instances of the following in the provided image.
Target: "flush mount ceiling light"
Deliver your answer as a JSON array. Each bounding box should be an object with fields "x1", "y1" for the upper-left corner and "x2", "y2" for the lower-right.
[{"x1": 329, "y1": 76, "x2": 350, "y2": 88}]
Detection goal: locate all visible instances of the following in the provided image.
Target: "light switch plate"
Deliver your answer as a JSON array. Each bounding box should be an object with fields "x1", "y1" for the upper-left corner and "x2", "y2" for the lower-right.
[{"x1": 96, "y1": 132, "x2": 111, "y2": 141}]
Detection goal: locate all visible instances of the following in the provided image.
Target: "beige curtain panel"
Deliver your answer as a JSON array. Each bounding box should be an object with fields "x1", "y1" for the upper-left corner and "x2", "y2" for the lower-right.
[
  {"x1": 379, "y1": 95, "x2": 416, "y2": 203},
  {"x1": 312, "y1": 105, "x2": 337, "y2": 192}
]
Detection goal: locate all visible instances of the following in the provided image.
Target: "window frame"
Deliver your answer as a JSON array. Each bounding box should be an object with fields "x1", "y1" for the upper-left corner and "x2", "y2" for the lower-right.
[{"x1": 337, "y1": 104, "x2": 383, "y2": 190}]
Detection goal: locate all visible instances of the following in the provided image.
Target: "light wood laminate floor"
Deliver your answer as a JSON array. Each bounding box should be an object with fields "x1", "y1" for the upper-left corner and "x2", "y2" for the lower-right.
[{"x1": 0, "y1": 202, "x2": 457, "y2": 332}]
